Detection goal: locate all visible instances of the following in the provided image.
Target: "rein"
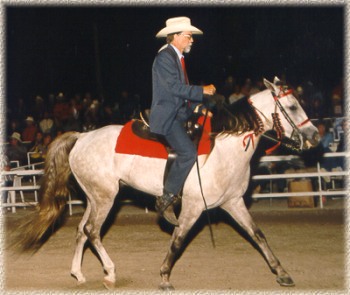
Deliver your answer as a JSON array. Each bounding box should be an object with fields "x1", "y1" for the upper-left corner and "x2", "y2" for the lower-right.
[{"x1": 195, "y1": 107, "x2": 216, "y2": 249}]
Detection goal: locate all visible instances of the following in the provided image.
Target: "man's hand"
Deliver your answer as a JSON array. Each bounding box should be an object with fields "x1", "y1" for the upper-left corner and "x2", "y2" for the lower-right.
[
  {"x1": 203, "y1": 84, "x2": 216, "y2": 95},
  {"x1": 203, "y1": 93, "x2": 225, "y2": 108}
]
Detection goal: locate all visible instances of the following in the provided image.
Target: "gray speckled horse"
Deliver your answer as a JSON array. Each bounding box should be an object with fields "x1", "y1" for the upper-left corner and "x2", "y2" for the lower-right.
[{"x1": 16, "y1": 77, "x2": 319, "y2": 290}]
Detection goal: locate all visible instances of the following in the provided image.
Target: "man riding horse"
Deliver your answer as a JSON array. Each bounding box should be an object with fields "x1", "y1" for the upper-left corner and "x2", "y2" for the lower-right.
[{"x1": 149, "y1": 17, "x2": 217, "y2": 226}]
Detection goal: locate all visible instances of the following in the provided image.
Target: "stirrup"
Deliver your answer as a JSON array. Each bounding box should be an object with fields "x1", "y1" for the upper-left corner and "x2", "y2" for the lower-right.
[
  {"x1": 162, "y1": 205, "x2": 179, "y2": 226},
  {"x1": 155, "y1": 194, "x2": 181, "y2": 226}
]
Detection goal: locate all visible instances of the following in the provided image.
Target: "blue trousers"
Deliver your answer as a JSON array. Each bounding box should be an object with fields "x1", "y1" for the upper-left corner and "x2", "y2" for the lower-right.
[{"x1": 163, "y1": 119, "x2": 197, "y2": 195}]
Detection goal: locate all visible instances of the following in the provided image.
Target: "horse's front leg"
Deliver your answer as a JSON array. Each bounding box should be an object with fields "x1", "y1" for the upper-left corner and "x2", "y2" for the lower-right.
[
  {"x1": 159, "y1": 208, "x2": 202, "y2": 291},
  {"x1": 221, "y1": 198, "x2": 295, "y2": 287}
]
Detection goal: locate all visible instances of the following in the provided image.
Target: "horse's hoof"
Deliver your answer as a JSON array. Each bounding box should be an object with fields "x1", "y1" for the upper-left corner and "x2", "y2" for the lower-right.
[
  {"x1": 159, "y1": 282, "x2": 175, "y2": 291},
  {"x1": 276, "y1": 276, "x2": 295, "y2": 287},
  {"x1": 76, "y1": 280, "x2": 86, "y2": 286},
  {"x1": 71, "y1": 273, "x2": 86, "y2": 285},
  {"x1": 103, "y1": 279, "x2": 115, "y2": 290}
]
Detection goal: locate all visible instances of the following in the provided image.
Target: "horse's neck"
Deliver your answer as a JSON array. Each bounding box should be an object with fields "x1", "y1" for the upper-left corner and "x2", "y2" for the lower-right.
[
  {"x1": 205, "y1": 132, "x2": 260, "y2": 173},
  {"x1": 249, "y1": 90, "x2": 275, "y2": 130}
]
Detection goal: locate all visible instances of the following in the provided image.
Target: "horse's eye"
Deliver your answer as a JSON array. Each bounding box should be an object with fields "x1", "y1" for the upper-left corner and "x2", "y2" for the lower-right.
[{"x1": 289, "y1": 104, "x2": 298, "y2": 111}]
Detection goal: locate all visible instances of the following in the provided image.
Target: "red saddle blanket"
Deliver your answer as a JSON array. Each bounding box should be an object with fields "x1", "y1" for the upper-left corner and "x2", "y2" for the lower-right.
[{"x1": 115, "y1": 116, "x2": 212, "y2": 159}]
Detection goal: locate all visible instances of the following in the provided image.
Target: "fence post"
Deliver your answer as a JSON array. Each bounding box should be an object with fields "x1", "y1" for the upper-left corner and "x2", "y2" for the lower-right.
[{"x1": 316, "y1": 162, "x2": 323, "y2": 209}]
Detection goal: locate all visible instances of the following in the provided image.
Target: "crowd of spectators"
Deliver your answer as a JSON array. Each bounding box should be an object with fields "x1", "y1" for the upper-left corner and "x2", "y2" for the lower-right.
[
  {"x1": 217, "y1": 75, "x2": 344, "y2": 119},
  {"x1": 4, "y1": 90, "x2": 141, "y2": 167},
  {"x1": 3, "y1": 75, "x2": 345, "y2": 171}
]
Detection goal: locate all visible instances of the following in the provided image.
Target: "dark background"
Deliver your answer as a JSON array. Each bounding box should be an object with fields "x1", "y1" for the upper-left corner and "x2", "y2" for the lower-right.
[{"x1": 6, "y1": 5, "x2": 344, "y2": 110}]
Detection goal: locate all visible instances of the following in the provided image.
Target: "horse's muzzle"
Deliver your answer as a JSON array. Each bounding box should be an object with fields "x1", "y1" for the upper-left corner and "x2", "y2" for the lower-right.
[
  {"x1": 312, "y1": 131, "x2": 320, "y2": 145},
  {"x1": 304, "y1": 131, "x2": 320, "y2": 149}
]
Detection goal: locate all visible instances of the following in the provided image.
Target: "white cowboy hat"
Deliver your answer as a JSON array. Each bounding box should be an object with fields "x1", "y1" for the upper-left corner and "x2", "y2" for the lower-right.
[
  {"x1": 10, "y1": 132, "x2": 22, "y2": 142},
  {"x1": 25, "y1": 116, "x2": 34, "y2": 122},
  {"x1": 156, "y1": 16, "x2": 203, "y2": 38}
]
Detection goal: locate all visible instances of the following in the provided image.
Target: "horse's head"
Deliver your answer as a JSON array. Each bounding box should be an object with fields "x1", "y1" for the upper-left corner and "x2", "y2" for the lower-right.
[{"x1": 250, "y1": 77, "x2": 320, "y2": 152}]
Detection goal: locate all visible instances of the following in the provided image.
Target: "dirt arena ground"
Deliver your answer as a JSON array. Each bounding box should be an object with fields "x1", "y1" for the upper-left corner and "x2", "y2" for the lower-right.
[{"x1": 1, "y1": 195, "x2": 347, "y2": 293}]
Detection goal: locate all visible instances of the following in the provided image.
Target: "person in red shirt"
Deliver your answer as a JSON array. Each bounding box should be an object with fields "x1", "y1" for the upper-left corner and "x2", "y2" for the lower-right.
[{"x1": 22, "y1": 116, "x2": 38, "y2": 143}]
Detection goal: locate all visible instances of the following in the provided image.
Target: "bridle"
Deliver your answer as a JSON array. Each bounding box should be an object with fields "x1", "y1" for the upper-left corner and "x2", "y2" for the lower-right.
[{"x1": 249, "y1": 87, "x2": 310, "y2": 154}]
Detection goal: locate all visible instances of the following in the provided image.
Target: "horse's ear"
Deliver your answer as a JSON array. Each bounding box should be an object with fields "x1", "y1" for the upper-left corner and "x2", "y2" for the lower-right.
[
  {"x1": 263, "y1": 78, "x2": 275, "y2": 91},
  {"x1": 273, "y1": 76, "x2": 281, "y2": 85}
]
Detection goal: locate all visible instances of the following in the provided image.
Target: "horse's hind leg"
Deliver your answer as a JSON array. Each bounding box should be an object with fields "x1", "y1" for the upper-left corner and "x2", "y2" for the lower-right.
[
  {"x1": 84, "y1": 196, "x2": 117, "y2": 289},
  {"x1": 70, "y1": 201, "x2": 91, "y2": 284},
  {"x1": 221, "y1": 198, "x2": 295, "y2": 287}
]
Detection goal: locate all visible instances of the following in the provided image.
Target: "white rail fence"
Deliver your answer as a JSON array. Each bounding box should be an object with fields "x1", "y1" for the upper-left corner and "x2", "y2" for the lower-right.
[
  {"x1": 1, "y1": 152, "x2": 348, "y2": 214},
  {"x1": 1, "y1": 169, "x2": 82, "y2": 215},
  {"x1": 252, "y1": 152, "x2": 349, "y2": 209}
]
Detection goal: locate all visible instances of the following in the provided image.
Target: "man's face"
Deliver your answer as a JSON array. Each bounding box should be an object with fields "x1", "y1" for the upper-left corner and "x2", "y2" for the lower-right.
[{"x1": 173, "y1": 31, "x2": 194, "y2": 54}]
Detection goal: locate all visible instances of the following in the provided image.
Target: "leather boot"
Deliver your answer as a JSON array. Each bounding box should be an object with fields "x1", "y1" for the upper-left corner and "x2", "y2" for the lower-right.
[{"x1": 155, "y1": 191, "x2": 181, "y2": 226}]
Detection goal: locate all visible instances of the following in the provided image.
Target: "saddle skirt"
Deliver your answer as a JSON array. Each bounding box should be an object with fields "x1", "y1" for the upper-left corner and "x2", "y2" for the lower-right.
[{"x1": 115, "y1": 116, "x2": 212, "y2": 159}]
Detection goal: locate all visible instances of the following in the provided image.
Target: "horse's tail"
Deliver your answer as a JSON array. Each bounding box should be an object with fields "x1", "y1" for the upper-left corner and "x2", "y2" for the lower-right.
[{"x1": 15, "y1": 131, "x2": 80, "y2": 252}]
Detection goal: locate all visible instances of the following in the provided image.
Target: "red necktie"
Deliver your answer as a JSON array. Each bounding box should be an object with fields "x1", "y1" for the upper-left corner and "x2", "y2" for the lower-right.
[{"x1": 181, "y1": 56, "x2": 189, "y2": 85}]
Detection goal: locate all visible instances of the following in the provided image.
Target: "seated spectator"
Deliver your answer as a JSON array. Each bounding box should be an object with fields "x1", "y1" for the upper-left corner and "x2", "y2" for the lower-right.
[
  {"x1": 63, "y1": 103, "x2": 82, "y2": 132},
  {"x1": 316, "y1": 120, "x2": 335, "y2": 171},
  {"x1": 101, "y1": 103, "x2": 120, "y2": 125},
  {"x1": 249, "y1": 79, "x2": 265, "y2": 95},
  {"x1": 334, "y1": 118, "x2": 347, "y2": 170},
  {"x1": 241, "y1": 78, "x2": 253, "y2": 97},
  {"x1": 53, "y1": 92, "x2": 70, "y2": 129},
  {"x1": 331, "y1": 80, "x2": 343, "y2": 116},
  {"x1": 317, "y1": 120, "x2": 334, "y2": 152},
  {"x1": 228, "y1": 84, "x2": 245, "y2": 104},
  {"x1": 6, "y1": 132, "x2": 28, "y2": 166},
  {"x1": 29, "y1": 133, "x2": 53, "y2": 162},
  {"x1": 219, "y1": 76, "x2": 236, "y2": 102},
  {"x1": 39, "y1": 111, "x2": 55, "y2": 135},
  {"x1": 28, "y1": 131, "x2": 45, "y2": 164},
  {"x1": 336, "y1": 119, "x2": 346, "y2": 153},
  {"x1": 22, "y1": 116, "x2": 38, "y2": 143},
  {"x1": 82, "y1": 112, "x2": 97, "y2": 132}
]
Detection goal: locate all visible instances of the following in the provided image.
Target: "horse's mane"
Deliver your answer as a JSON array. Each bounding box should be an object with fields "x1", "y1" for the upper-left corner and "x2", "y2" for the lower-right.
[{"x1": 210, "y1": 96, "x2": 262, "y2": 137}]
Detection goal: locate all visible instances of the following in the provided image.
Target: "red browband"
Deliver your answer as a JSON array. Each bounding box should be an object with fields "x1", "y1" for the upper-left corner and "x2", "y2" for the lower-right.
[{"x1": 273, "y1": 89, "x2": 293, "y2": 101}]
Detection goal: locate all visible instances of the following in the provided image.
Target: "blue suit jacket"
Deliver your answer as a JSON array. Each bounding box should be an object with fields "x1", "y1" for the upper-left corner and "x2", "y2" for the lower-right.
[{"x1": 149, "y1": 45, "x2": 203, "y2": 136}]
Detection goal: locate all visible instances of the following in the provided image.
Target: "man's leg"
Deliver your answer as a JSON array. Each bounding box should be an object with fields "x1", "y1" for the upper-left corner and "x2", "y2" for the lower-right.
[
  {"x1": 164, "y1": 120, "x2": 197, "y2": 195},
  {"x1": 155, "y1": 119, "x2": 197, "y2": 226}
]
